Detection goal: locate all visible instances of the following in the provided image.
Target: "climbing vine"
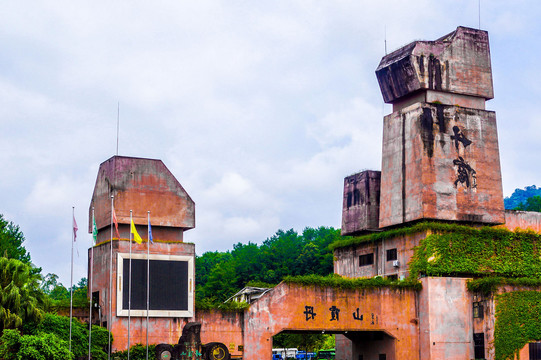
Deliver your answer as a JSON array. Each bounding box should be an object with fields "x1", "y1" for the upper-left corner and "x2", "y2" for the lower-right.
[
  {"x1": 467, "y1": 277, "x2": 541, "y2": 295},
  {"x1": 494, "y1": 291, "x2": 541, "y2": 360},
  {"x1": 283, "y1": 274, "x2": 421, "y2": 291},
  {"x1": 329, "y1": 221, "x2": 474, "y2": 251},
  {"x1": 330, "y1": 221, "x2": 541, "y2": 359},
  {"x1": 407, "y1": 225, "x2": 541, "y2": 279}
]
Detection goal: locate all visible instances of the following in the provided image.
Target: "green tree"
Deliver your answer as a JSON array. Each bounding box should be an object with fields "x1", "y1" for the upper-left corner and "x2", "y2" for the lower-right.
[
  {"x1": 200, "y1": 261, "x2": 238, "y2": 302},
  {"x1": 196, "y1": 251, "x2": 232, "y2": 289},
  {"x1": 195, "y1": 226, "x2": 340, "y2": 305},
  {"x1": 0, "y1": 214, "x2": 30, "y2": 263},
  {"x1": 505, "y1": 185, "x2": 541, "y2": 209},
  {"x1": 23, "y1": 313, "x2": 110, "y2": 360},
  {"x1": 273, "y1": 332, "x2": 333, "y2": 354},
  {"x1": 40, "y1": 273, "x2": 60, "y2": 295},
  {"x1": 0, "y1": 328, "x2": 72, "y2": 360},
  {"x1": 0, "y1": 257, "x2": 44, "y2": 331},
  {"x1": 515, "y1": 195, "x2": 541, "y2": 212}
]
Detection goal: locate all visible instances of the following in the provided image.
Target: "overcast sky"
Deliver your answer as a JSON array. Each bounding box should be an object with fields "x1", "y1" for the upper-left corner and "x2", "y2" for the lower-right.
[{"x1": 1, "y1": 1, "x2": 540, "y2": 286}]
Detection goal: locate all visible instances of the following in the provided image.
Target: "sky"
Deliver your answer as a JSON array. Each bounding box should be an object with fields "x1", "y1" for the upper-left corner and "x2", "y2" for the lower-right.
[{"x1": 1, "y1": 1, "x2": 540, "y2": 286}]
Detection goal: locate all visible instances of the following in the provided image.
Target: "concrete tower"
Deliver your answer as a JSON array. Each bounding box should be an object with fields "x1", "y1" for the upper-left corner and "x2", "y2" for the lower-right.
[
  {"x1": 375, "y1": 26, "x2": 505, "y2": 228},
  {"x1": 88, "y1": 155, "x2": 195, "y2": 351}
]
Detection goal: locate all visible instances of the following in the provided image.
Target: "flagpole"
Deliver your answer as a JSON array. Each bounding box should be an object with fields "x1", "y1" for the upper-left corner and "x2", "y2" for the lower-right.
[
  {"x1": 108, "y1": 196, "x2": 113, "y2": 360},
  {"x1": 146, "y1": 211, "x2": 150, "y2": 360},
  {"x1": 88, "y1": 207, "x2": 95, "y2": 360},
  {"x1": 128, "y1": 210, "x2": 133, "y2": 360},
  {"x1": 69, "y1": 206, "x2": 75, "y2": 355}
]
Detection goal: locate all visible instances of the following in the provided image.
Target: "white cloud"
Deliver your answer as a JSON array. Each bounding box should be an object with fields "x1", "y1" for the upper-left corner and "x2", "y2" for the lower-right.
[{"x1": 1, "y1": 1, "x2": 541, "y2": 284}]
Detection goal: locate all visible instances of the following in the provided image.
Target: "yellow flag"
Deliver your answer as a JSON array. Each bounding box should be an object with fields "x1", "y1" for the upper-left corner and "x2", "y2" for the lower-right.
[{"x1": 131, "y1": 219, "x2": 142, "y2": 244}]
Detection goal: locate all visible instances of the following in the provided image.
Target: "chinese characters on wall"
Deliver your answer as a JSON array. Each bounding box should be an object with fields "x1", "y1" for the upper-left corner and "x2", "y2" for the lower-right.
[
  {"x1": 303, "y1": 305, "x2": 378, "y2": 325},
  {"x1": 451, "y1": 125, "x2": 476, "y2": 189}
]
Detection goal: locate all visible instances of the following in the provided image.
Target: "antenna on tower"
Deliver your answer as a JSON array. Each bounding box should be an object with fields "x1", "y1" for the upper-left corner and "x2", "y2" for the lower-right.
[
  {"x1": 116, "y1": 102, "x2": 120, "y2": 156},
  {"x1": 478, "y1": 0, "x2": 481, "y2": 29},
  {"x1": 384, "y1": 25, "x2": 388, "y2": 55}
]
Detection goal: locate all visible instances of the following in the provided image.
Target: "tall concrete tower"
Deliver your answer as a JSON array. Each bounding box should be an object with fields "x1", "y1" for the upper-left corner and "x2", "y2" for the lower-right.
[
  {"x1": 88, "y1": 155, "x2": 195, "y2": 351},
  {"x1": 375, "y1": 26, "x2": 505, "y2": 228}
]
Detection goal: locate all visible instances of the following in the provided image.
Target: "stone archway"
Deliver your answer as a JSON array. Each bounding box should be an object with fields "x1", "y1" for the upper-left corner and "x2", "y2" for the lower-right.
[{"x1": 242, "y1": 282, "x2": 418, "y2": 360}]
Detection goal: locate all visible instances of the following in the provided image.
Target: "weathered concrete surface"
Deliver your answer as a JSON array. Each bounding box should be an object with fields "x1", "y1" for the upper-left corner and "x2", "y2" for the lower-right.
[
  {"x1": 376, "y1": 26, "x2": 493, "y2": 104},
  {"x1": 419, "y1": 277, "x2": 473, "y2": 360},
  {"x1": 499, "y1": 210, "x2": 541, "y2": 233},
  {"x1": 341, "y1": 170, "x2": 381, "y2": 235},
  {"x1": 88, "y1": 240, "x2": 195, "y2": 351},
  {"x1": 392, "y1": 90, "x2": 486, "y2": 112},
  {"x1": 472, "y1": 291, "x2": 494, "y2": 360},
  {"x1": 379, "y1": 103, "x2": 504, "y2": 228},
  {"x1": 196, "y1": 310, "x2": 244, "y2": 358},
  {"x1": 243, "y1": 282, "x2": 419, "y2": 360},
  {"x1": 89, "y1": 156, "x2": 195, "y2": 235},
  {"x1": 334, "y1": 231, "x2": 429, "y2": 279}
]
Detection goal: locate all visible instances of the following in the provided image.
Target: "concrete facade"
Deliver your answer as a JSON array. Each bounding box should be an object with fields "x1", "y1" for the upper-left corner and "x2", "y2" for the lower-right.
[
  {"x1": 243, "y1": 283, "x2": 419, "y2": 360},
  {"x1": 379, "y1": 103, "x2": 504, "y2": 227},
  {"x1": 88, "y1": 156, "x2": 197, "y2": 352},
  {"x1": 374, "y1": 26, "x2": 504, "y2": 229},
  {"x1": 375, "y1": 27, "x2": 493, "y2": 104},
  {"x1": 341, "y1": 171, "x2": 381, "y2": 235},
  {"x1": 333, "y1": 231, "x2": 428, "y2": 280}
]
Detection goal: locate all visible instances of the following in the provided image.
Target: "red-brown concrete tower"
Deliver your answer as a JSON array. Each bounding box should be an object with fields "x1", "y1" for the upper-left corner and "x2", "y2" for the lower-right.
[
  {"x1": 88, "y1": 155, "x2": 195, "y2": 351},
  {"x1": 375, "y1": 26, "x2": 505, "y2": 228}
]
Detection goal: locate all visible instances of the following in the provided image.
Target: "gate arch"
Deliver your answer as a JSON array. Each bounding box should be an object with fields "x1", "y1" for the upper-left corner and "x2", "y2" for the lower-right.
[{"x1": 242, "y1": 282, "x2": 418, "y2": 360}]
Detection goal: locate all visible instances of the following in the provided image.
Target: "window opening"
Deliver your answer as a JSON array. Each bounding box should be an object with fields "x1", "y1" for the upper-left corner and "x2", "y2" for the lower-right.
[
  {"x1": 359, "y1": 253, "x2": 374, "y2": 266},
  {"x1": 386, "y1": 248, "x2": 397, "y2": 261}
]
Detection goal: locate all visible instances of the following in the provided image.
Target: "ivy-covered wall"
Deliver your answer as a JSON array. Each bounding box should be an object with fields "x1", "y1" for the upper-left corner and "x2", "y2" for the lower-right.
[
  {"x1": 331, "y1": 221, "x2": 541, "y2": 278},
  {"x1": 494, "y1": 291, "x2": 541, "y2": 360},
  {"x1": 330, "y1": 221, "x2": 541, "y2": 359},
  {"x1": 408, "y1": 224, "x2": 541, "y2": 278}
]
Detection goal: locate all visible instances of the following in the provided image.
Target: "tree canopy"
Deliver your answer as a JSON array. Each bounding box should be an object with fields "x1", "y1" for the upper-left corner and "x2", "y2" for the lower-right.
[
  {"x1": 505, "y1": 185, "x2": 541, "y2": 210},
  {"x1": 0, "y1": 214, "x2": 30, "y2": 263},
  {"x1": 0, "y1": 257, "x2": 44, "y2": 331},
  {"x1": 514, "y1": 195, "x2": 541, "y2": 212},
  {"x1": 196, "y1": 226, "x2": 340, "y2": 304}
]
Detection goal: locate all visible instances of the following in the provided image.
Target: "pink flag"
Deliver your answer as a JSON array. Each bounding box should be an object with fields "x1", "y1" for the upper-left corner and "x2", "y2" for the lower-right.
[
  {"x1": 73, "y1": 215, "x2": 78, "y2": 242},
  {"x1": 112, "y1": 208, "x2": 120, "y2": 239}
]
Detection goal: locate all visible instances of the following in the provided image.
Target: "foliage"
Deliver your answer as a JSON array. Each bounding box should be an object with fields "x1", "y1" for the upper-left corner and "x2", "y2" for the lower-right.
[
  {"x1": 283, "y1": 274, "x2": 421, "y2": 291},
  {"x1": 467, "y1": 277, "x2": 541, "y2": 295},
  {"x1": 0, "y1": 214, "x2": 31, "y2": 264},
  {"x1": 0, "y1": 329, "x2": 72, "y2": 360},
  {"x1": 22, "y1": 313, "x2": 110, "y2": 360},
  {"x1": 196, "y1": 227, "x2": 341, "y2": 305},
  {"x1": 273, "y1": 332, "x2": 333, "y2": 353},
  {"x1": 0, "y1": 257, "x2": 44, "y2": 331},
  {"x1": 195, "y1": 297, "x2": 250, "y2": 312},
  {"x1": 504, "y1": 185, "x2": 541, "y2": 210},
  {"x1": 494, "y1": 291, "x2": 541, "y2": 360},
  {"x1": 245, "y1": 280, "x2": 276, "y2": 289},
  {"x1": 0, "y1": 328, "x2": 21, "y2": 360},
  {"x1": 329, "y1": 221, "x2": 468, "y2": 251},
  {"x1": 514, "y1": 195, "x2": 541, "y2": 212},
  {"x1": 41, "y1": 275, "x2": 89, "y2": 309},
  {"x1": 407, "y1": 225, "x2": 541, "y2": 279},
  {"x1": 111, "y1": 343, "x2": 155, "y2": 360}
]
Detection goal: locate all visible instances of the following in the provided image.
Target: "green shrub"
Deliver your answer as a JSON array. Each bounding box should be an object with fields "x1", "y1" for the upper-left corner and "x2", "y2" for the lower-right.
[
  {"x1": 283, "y1": 273, "x2": 422, "y2": 290},
  {"x1": 0, "y1": 329, "x2": 21, "y2": 360},
  {"x1": 111, "y1": 343, "x2": 155, "y2": 360},
  {"x1": 22, "y1": 313, "x2": 111, "y2": 360},
  {"x1": 0, "y1": 329, "x2": 72, "y2": 360}
]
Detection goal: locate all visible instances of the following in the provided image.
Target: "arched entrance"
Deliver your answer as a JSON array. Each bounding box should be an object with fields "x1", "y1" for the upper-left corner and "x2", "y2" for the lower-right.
[
  {"x1": 242, "y1": 282, "x2": 418, "y2": 360},
  {"x1": 271, "y1": 329, "x2": 396, "y2": 360}
]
